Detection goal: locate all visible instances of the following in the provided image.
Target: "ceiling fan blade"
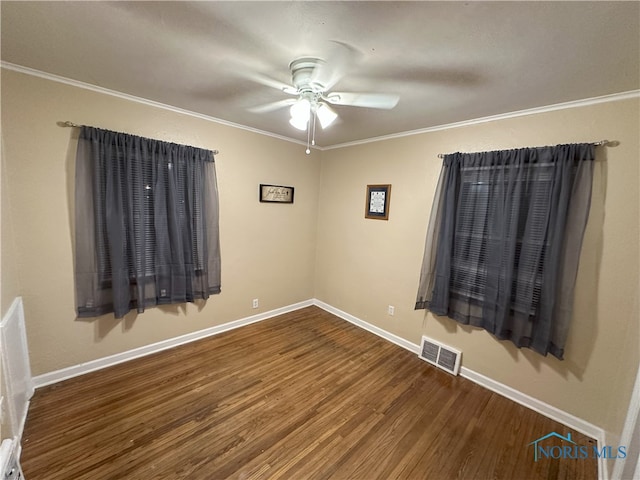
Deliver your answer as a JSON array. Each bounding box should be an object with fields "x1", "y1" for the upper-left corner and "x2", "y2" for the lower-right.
[
  {"x1": 248, "y1": 98, "x2": 297, "y2": 113},
  {"x1": 325, "y1": 92, "x2": 400, "y2": 109},
  {"x1": 311, "y1": 41, "x2": 358, "y2": 91},
  {"x1": 241, "y1": 71, "x2": 298, "y2": 95}
]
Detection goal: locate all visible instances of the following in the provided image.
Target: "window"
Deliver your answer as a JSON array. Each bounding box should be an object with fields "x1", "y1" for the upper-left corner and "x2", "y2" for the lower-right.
[
  {"x1": 75, "y1": 126, "x2": 221, "y2": 319},
  {"x1": 451, "y1": 164, "x2": 553, "y2": 316},
  {"x1": 415, "y1": 144, "x2": 594, "y2": 359}
]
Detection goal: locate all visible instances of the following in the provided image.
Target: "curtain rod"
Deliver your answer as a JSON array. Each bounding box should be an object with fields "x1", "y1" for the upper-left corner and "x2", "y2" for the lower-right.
[
  {"x1": 437, "y1": 140, "x2": 610, "y2": 158},
  {"x1": 58, "y1": 121, "x2": 219, "y2": 155}
]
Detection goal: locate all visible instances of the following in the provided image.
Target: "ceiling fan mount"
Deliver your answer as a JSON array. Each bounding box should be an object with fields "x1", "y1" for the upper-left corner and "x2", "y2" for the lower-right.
[{"x1": 289, "y1": 57, "x2": 328, "y2": 95}]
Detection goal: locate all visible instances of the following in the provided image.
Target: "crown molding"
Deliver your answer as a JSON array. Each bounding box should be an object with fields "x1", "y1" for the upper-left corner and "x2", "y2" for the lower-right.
[
  {"x1": 0, "y1": 61, "x2": 315, "y2": 151},
  {"x1": 3, "y1": 62, "x2": 637, "y2": 152},
  {"x1": 324, "y1": 90, "x2": 640, "y2": 151}
]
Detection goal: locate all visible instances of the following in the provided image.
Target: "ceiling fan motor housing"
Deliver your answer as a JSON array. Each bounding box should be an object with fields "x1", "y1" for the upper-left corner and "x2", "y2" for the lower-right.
[{"x1": 289, "y1": 57, "x2": 326, "y2": 94}]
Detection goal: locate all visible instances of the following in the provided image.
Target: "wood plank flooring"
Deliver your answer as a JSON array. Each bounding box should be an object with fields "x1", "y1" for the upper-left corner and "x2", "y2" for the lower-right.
[{"x1": 21, "y1": 306, "x2": 597, "y2": 479}]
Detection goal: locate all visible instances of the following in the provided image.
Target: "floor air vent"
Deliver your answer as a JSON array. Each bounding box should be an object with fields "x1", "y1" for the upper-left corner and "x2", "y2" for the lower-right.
[{"x1": 419, "y1": 336, "x2": 461, "y2": 375}]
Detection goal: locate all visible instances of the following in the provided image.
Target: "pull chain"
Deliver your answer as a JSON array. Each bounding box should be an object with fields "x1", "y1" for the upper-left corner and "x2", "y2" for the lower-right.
[
  {"x1": 311, "y1": 112, "x2": 317, "y2": 147},
  {"x1": 306, "y1": 118, "x2": 311, "y2": 154}
]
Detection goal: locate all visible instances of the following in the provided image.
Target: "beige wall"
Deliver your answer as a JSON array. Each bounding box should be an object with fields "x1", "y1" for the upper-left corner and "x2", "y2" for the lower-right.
[
  {"x1": 1, "y1": 67, "x2": 639, "y2": 444},
  {"x1": 315, "y1": 98, "x2": 640, "y2": 439},
  {"x1": 1, "y1": 132, "x2": 22, "y2": 316},
  {"x1": 0, "y1": 68, "x2": 320, "y2": 377}
]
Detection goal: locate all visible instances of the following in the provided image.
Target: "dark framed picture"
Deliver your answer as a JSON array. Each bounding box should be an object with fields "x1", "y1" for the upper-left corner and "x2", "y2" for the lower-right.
[
  {"x1": 365, "y1": 184, "x2": 391, "y2": 220},
  {"x1": 259, "y1": 184, "x2": 294, "y2": 203}
]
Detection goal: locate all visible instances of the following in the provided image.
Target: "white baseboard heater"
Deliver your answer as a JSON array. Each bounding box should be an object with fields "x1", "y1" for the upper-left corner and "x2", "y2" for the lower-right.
[
  {"x1": 1, "y1": 297, "x2": 34, "y2": 442},
  {"x1": 0, "y1": 437, "x2": 24, "y2": 479},
  {"x1": 419, "y1": 336, "x2": 462, "y2": 376}
]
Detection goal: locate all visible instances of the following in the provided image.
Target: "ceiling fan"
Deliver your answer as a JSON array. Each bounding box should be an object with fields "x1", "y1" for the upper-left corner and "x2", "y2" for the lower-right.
[{"x1": 247, "y1": 46, "x2": 400, "y2": 153}]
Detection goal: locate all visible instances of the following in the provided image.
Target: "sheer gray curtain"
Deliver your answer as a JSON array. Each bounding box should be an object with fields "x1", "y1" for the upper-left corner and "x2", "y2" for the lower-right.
[
  {"x1": 415, "y1": 144, "x2": 594, "y2": 359},
  {"x1": 75, "y1": 126, "x2": 221, "y2": 319}
]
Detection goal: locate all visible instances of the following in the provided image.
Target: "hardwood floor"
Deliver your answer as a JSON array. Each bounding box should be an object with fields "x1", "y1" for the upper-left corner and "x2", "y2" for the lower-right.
[{"x1": 21, "y1": 306, "x2": 597, "y2": 479}]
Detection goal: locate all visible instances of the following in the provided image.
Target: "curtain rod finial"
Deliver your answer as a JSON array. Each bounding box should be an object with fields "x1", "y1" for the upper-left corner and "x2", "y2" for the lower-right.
[
  {"x1": 58, "y1": 121, "x2": 80, "y2": 128},
  {"x1": 595, "y1": 139, "x2": 619, "y2": 147}
]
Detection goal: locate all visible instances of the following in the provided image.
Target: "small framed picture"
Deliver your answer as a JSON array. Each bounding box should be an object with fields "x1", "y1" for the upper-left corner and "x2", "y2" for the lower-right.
[
  {"x1": 259, "y1": 184, "x2": 294, "y2": 203},
  {"x1": 365, "y1": 184, "x2": 391, "y2": 220}
]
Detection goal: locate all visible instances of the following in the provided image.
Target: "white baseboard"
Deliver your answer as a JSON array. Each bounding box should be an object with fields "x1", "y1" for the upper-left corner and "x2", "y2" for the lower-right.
[
  {"x1": 312, "y1": 298, "x2": 606, "y2": 478},
  {"x1": 313, "y1": 299, "x2": 421, "y2": 355},
  {"x1": 33, "y1": 297, "x2": 606, "y2": 479},
  {"x1": 466, "y1": 368, "x2": 607, "y2": 480},
  {"x1": 32, "y1": 299, "x2": 313, "y2": 389},
  {"x1": 459, "y1": 367, "x2": 605, "y2": 442}
]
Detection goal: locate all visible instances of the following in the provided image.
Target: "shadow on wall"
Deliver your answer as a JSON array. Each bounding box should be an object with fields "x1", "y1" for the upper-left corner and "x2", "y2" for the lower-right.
[
  {"x1": 424, "y1": 147, "x2": 608, "y2": 381},
  {"x1": 76, "y1": 299, "x2": 209, "y2": 342}
]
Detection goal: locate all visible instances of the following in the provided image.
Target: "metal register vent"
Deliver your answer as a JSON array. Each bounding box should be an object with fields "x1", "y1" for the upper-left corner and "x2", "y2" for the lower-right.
[{"x1": 419, "y1": 336, "x2": 462, "y2": 375}]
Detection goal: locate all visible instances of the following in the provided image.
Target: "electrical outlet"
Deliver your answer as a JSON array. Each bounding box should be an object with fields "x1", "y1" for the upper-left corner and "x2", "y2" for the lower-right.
[
  {"x1": 252, "y1": 298, "x2": 259, "y2": 309},
  {"x1": 388, "y1": 305, "x2": 395, "y2": 316}
]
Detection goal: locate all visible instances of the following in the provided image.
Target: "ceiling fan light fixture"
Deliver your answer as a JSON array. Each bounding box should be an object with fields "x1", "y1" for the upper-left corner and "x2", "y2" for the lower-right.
[
  {"x1": 289, "y1": 116, "x2": 308, "y2": 130},
  {"x1": 316, "y1": 102, "x2": 337, "y2": 129},
  {"x1": 289, "y1": 98, "x2": 311, "y2": 130}
]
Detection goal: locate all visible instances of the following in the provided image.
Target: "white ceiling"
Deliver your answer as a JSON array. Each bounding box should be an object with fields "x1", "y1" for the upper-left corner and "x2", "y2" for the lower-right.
[{"x1": 2, "y1": 1, "x2": 639, "y2": 148}]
